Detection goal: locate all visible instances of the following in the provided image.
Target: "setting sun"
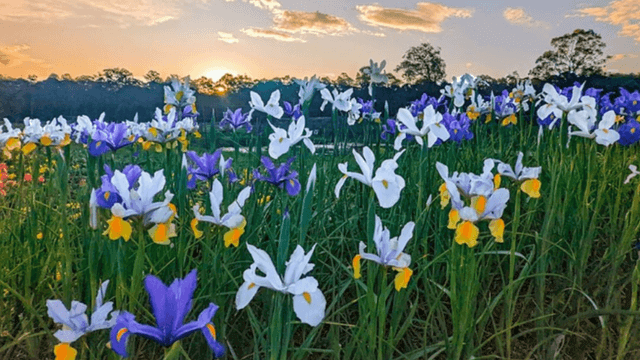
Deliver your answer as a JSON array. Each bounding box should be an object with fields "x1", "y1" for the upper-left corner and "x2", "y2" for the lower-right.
[{"x1": 204, "y1": 68, "x2": 237, "y2": 82}]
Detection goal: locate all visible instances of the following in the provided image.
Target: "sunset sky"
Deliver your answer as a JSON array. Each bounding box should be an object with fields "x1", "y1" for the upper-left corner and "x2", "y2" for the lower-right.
[{"x1": 1, "y1": 0, "x2": 639, "y2": 82}]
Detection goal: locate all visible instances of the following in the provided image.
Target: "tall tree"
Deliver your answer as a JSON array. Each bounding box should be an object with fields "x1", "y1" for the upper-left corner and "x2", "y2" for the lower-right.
[
  {"x1": 144, "y1": 70, "x2": 163, "y2": 83},
  {"x1": 529, "y1": 29, "x2": 609, "y2": 79},
  {"x1": 395, "y1": 43, "x2": 446, "y2": 84},
  {"x1": 97, "y1": 68, "x2": 142, "y2": 88}
]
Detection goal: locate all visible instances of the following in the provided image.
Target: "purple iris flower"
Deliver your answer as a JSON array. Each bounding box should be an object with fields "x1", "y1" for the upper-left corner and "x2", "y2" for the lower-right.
[
  {"x1": 381, "y1": 119, "x2": 397, "y2": 141},
  {"x1": 182, "y1": 104, "x2": 199, "y2": 119},
  {"x1": 442, "y1": 112, "x2": 473, "y2": 144},
  {"x1": 283, "y1": 101, "x2": 303, "y2": 120},
  {"x1": 357, "y1": 98, "x2": 374, "y2": 114},
  {"x1": 618, "y1": 117, "x2": 640, "y2": 146},
  {"x1": 253, "y1": 156, "x2": 301, "y2": 196},
  {"x1": 619, "y1": 88, "x2": 640, "y2": 115},
  {"x1": 219, "y1": 108, "x2": 252, "y2": 132},
  {"x1": 410, "y1": 93, "x2": 445, "y2": 117},
  {"x1": 110, "y1": 270, "x2": 224, "y2": 358},
  {"x1": 584, "y1": 87, "x2": 602, "y2": 99},
  {"x1": 493, "y1": 90, "x2": 517, "y2": 118},
  {"x1": 95, "y1": 165, "x2": 142, "y2": 209},
  {"x1": 537, "y1": 114, "x2": 560, "y2": 129},
  {"x1": 88, "y1": 122, "x2": 135, "y2": 156},
  {"x1": 185, "y1": 149, "x2": 233, "y2": 189}
]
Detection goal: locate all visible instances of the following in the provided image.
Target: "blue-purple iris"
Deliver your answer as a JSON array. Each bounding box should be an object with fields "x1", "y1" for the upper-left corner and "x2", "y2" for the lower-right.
[
  {"x1": 182, "y1": 104, "x2": 199, "y2": 119},
  {"x1": 410, "y1": 93, "x2": 445, "y2": 117},
  {"x1": 253, "y1": 156, "x2": 301, "y2": 196},
  {"x1": 381, "y1": 119, "x2": 397, "y2": 141},
  {"x1": 88, "y1": 122, "x2": 135, "y2": 156},
  {"x1": 95, "y1": 165, "x2": 142, "y2": 209},
  {"x1": 618, "y1": 117, "x2": 640, "y2": 146},
  {"x1": 220, "y1": 108, "x2": 252, "y2": 132},
  {"x1": 442, "y1": 112, "x2": 473, "y2": 144},
  {"x1": 283, "y1": 101, "x2": 303, "y2": 120},
  {"x1": 109, "y1": 269, "x2": 224, "y2": 358},
  {"x1": 619, "y1": 88, "x2": 640, "y2": 115},
  {"x1": 185, "y1": 149, "x2": 233, "y2": 189},
  {"x1": 493, "y1": 90, "x2": 517, "y2": 118}
]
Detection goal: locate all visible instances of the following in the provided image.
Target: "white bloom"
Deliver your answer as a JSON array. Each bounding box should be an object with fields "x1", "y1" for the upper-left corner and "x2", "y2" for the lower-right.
[
  {"x1": 394, "y1": 106, "x2": 450, "y2": 150},
  {"x1": 294, "y1": 75, "x2": 326, "y2": 104},
  {"x1": 236, "y1": 244, "x2": 326, "y2": 327},
  {"x1": 335, "y1": 146, "x2": 405, "y2": 208},
  {"x1": 494, "y1": 152, "x2": 541, "y2": 181},
  {"x1": 358, "y1": 215, "x2": 414, "y2": 268},
  {"x1": 0, "y1": 119, "x2": 20, "y2": 147},
  {"x1": 624, "y1": 165, "x2": 640, "y2": 184},
  {"x1": 46, "y1": 280, "x2": 118, "y2": 344},
  {"x1": 320, "y1": 88, "x2": 354, "y2": 112},
  {"x1": 249, "y1": 90, "x2": 284, "y2": 119},
  {"x1": 267, "y1": 115, "x2": 315, "y2": 159},
  {"x1": 363, "y1": 59, "x2": 388, "y2": 96},
  {"x1": 193, "y1": 179, "x2": 251, "y2": 229},
  {"x1": 593, "y1": 110, "x2": 620, "y2": 146},
  {"x1": 109, "y1": 169, "x2": 174, "y2": 225},
  {"x1": 164, "y1": 76, "x2": 196, "y2": 107}
]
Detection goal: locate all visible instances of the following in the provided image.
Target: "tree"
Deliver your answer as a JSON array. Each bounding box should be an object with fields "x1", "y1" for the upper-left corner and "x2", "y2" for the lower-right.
[
  {"x1": 529, "y1": 29, "x2": 609, "y2": 79},
  {"x1": 395, "y1": 43, "x2": 446, "y2": 84},
  {"x1": 214, "y1": 73, "x2": 255, "y2": 94},
  {"x1": 97, "y1": 68, "x2": 142, "y2": 89},
  {"x1": 144, "y1": 70, "x2": 163, "y2": 83},
  {"x1": 192, "y1": 76, "x2": 216, "y2": 95},
  {"x1": 334, "y1": 72, "x2": 354, "y2": 87}
]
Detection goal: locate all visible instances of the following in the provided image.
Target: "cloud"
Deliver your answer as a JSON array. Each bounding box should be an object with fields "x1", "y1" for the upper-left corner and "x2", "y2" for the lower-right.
[
  {"x1": 355, "y1": 2, "x2": 473, "y2": 33},
  {"x1": 0, "y1": 0, "x2": 181, "y2": 27},
  {"x1": 465, "y1": 62, "x2": 472, "y2": 69},
  {"x1": 218, "y1": 31, "x2": 239, "y2": 44},
  {"x1": 573, "y1": 0, "x2": 640, "y2": 41},
  {"x1": 241, "y1": 28, "x2": 306, "y2": 42},
  {"x1": 503, "y1": 7, "x2": 549, "y2": 28},
  {"x1": 272, "y1": 10, "x2": 356, "y2": 36},
  {"x1": 609, "y1": 53, "x2": 638, "y2": 61},
  {"x1": 0, "y1": 44, "x2": 51, "y2": 69},
  {"x1": 246, "y1": 0, "x2": 280, "y2": 11}
]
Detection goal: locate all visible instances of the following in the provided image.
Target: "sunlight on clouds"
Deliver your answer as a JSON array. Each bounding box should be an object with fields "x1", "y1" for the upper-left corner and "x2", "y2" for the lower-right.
[
  {"x1": 573, "y1": 0, "x2": 640, "y2": 41},
  {"x1": 273, "y1": 10, "x2": 356, "y2": 36},
  {"x1": 241, "y1": 28, "x2": 306, "y2": 42},
  {"x1": 0, "y1": 44, "x2": 51, "y2": 69},
  {"x1": 503, "y1": 7, "x2": 549, "y2": 28},
  {"x1": 0, "y1": 0, "x2": 180, "y2": 26},
  {"x1": 218, "y1": 32, "x2": 239, "y2": 44},
  {"x1": 609, "y1": 53, "x2": 638, "y2": 61},
  {"x1": 355, "y1": 2, "x2": 473, "y2": 33}
]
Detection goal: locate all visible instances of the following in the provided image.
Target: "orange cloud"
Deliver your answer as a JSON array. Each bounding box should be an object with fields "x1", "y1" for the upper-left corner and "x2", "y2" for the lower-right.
[
  {"x1": 503, "y1": 7, "x2": 549, "y2": 28},
  {"x1": 0, "y1": 44, "x2": 51, "y2": 69},
  {"x1": 355, "y1": 2, "x2": 473, "y2": 33},
  {"x1": 218, "y1": 32, "x2": 239, "y2": 44},
  {"x1": 241, "y1": 28, "x2": 306, "y2": 42},
  {"x1": 272, "y1": 10, "x2": 356, "y2": 36},
  {"x1": 574, "y1": 0, "x2": 640, "y2": 41}
]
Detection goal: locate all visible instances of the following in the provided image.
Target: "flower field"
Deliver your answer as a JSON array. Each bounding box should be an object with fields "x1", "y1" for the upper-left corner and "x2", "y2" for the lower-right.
[{"x1": 1, "y1": 72, "x2": 640, "y2": 359}]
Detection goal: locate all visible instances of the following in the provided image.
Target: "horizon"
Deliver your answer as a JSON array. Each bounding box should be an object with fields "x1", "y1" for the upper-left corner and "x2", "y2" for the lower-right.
[{"x1": 1, "y1": 0, "x2": 640, "y2": 82}]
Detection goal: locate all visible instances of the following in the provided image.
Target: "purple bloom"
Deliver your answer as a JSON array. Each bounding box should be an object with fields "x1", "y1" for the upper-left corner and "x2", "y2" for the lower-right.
[
  {"x1": 442, "y1": 112, "x2": 473, "y2": 144},
  {"x1": 88, "y1": 122, "x2": 135, "y2": 156},
  {"x1": 357, "y1": 98, "x2": 374, "y2": 114},
  {"x1": 283, "y1": 101, "x2": 303, "y2": 120},
  {"x1": 410, "y1": 93, "x2": 445, "y2": 117},
  {"x1": 109, "y1": 269, "x2": 224, "y2": 358},
  {"x1": 220, "y1": 108, "x2": 252, "y2": 132},
  {"x1": 381, "y1": 119, "x2": 397, "y2": 141},
  {"x1": 95, "y1": 165, "x2": 142, "y2": 209},
  {"x1": 182, "y1": 104, "x2": 199, "y2": 119},
  {"x1": 619, "y1": 88, "x2": 640, "y2": 115},
  {"x1": 618, "y1": 117, "x2": 640, "y2": 146},
  {"x1": 185, "y1": 150, "x2": 233, "y2": 189},
  {"x1": 253, "y1": 156, "x2": 301, "y2": 196}
]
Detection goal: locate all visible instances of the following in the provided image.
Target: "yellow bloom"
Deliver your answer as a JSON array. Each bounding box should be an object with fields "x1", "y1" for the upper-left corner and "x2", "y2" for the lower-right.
[
  {"x1": 471, "y1": 195, "x2": 487, "y2": 214},
  {"x1": 36, "y1": 232, "x2": 43, "y2": 239},
  {"x1": 393, "y1": 267, "x2": 413, "y2": 291},
  {"x1": 489, "y1": 219, "x2": 505, "y2": 243},
  {"x1": 22, "y1": 142, "x2": 37, "y2": 155},
  {"x1": 40, "y1": 135, "x2": 52, "y2": 146},
  {"x1": 501, "y1": 114, "x2": 517, "y2": 127},
  {"x1": 54, "y1": 343, "x2": 77, "y2": 360},
  {"x1": 352, "y1": 254, "x2": 361, "y2": 279},
  {"x1": 484, "y1": 113, "x2": 492, "y2": 124},
  {"x1": 455, "y1": 221, "x2": 479, "y2": 248},
  {"x1": 5, "y1": 138, "x2": 20, "y2": 151},
  {"x1": 103, "y1": 215, "x2": 132, "y2": 241},
  {"x1": 223, "y1": 219, "x2": 246, "y2": 248},
  {"x1": 493, "y1": 174, "x2": 501, "y2": 190},
  {"x1": 521, "y1": 179, "x2": 541, "y2": 198},
  {"x1": 439, "y1": 182, "x2": 450, "y2": 208},
  {"x1": 447, "y1": 209, "x2": 460, "y2": 229},
  {"x1": 148, "y1": 222, "x2": 176, "y2": 245},
  {"x1": 191, "y1": 218, "x2": 203, "y2": 239}
]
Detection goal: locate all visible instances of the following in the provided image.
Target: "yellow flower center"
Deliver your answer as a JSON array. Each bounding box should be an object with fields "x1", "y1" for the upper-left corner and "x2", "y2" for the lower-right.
[
  {"x1": 382, "y1": 179, "x2": 389, "y2": 189},
  {"x1": 303, "y1": 292, "x2": 312, "y2": 304},
  {"x1": 206, "y1": 323, "x2": 217, "y2": 340}
]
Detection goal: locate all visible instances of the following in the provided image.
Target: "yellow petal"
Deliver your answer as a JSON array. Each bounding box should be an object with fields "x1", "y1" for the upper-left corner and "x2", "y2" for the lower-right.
[
  {"x1": 393, "y1": 267, "x2": 413, "y2": 291},
  {"x1": 191, "y1": 218, "x2": 203, "y2": 239},
  {"x1": 155, "y1": 144, "x2": 163, "y2": 153},
  {"x1": 447, "y1": 209, "x2": 460, "y2": 229},
  {"x1": 149, "y1": 222, "x2": 175, "y2": 245},
  {"x1": 352, "y1": 254, "x2": 361, "y2": 279},
  {"x1": 501, "y1": 114, "x2": 517, "y2": 126},
  {"x1": 54, "y1": 343, "x2": 77, "y2": 360},
  {"x1": 439, "y1": 182, "x2": 450, "y2": 208},
  {"x1": 471, "y1": 195, "x2": 487, "y2": 214},
  {"x1": 22, "y1": 142, "x2": 37, "y2": 155},
  {"x1": 521, "y1": 179, "x2": 541, "y2": 198},
  {"x1": 489, "y1": 219, "x2": 505, "y2": 243},
  {"x1": 148, "y1": 127, "x2": 158, "y2": 137},
  {"x1": 223, "y1": 220, "x2": 246, "y2": 248},
  {"x1": 40, "y1": 136, "x2": 52, "y2": 146},
  {"x1": 60, "y1": 134, "x2": 71, "y2": 147},
  {"x1": 142, "y1": 141, "x2": 152, "y2": 150},
  {"x1": 6, "y1": 138, "x2": 20, "y2": 151},
  {"x1": 455, "y1": 221, "x2": 479, "y2": 248},
  {"x1": 163, "y1": 104, "x2": 173, "y2": 115},
  {"x1": 104, "y1": 215, "x2": 132, "y2": 241},
  {"x1": 493, "y1": 174, "x2": 501, "y2": 190}
]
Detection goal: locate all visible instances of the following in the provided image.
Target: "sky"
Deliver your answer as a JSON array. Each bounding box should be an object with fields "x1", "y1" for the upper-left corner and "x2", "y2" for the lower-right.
[{"x1": 1, "y1": 0, "x2": 639, "y2": 82}]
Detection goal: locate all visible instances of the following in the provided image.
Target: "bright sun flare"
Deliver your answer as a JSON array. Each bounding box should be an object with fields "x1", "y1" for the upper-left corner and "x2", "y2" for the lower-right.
[{"x1": 205, "y1": 68, "x2": 236, "y2": 82}]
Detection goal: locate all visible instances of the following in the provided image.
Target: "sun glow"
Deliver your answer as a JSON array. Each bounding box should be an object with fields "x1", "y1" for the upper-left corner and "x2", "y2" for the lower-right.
[{"x1": 204, "y1": 68, "x2": 237, "y2": 82}]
